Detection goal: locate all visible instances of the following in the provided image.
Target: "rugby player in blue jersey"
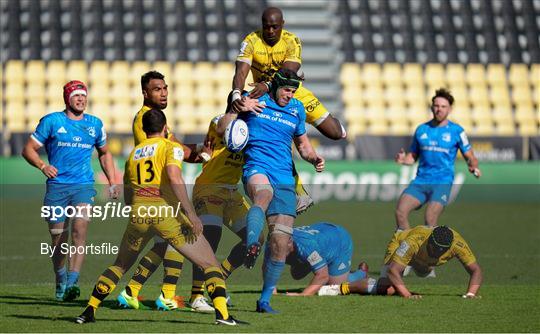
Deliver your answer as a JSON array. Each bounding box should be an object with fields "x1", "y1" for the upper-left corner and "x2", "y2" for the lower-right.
[
  {"x1": 277, "y1": 222, "x2": 368, "y2": 296},
  {"x1": 219, "y1": 68, "x2": 325, "y2": 313},
  {"x1": 395, "y1": 88, "x2": 481, "y2": 231},
  {"x1": 22, "y1": 80, "x2": 118, "y2": 301}
]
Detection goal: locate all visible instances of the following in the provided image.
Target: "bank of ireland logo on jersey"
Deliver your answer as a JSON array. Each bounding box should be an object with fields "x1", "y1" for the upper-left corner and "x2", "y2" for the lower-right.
[
  {"x1": 88, "y1": 126, "x2": 96, "y2": 137},
  {"x1": 442, "y1": 132, "x2": 451, "y2": 142}
]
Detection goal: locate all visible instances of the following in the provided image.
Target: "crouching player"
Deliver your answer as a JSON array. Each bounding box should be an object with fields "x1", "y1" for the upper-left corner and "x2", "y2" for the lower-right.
[
  {"x1": 318, "y1": 226, "x2": 483, "y2": 299},
  {"x1": 75, "y1": 109, "x2": 243, "y2": 325},
  {"x1": 278, "y1": 222, "x2": 368, "y2": 296}
]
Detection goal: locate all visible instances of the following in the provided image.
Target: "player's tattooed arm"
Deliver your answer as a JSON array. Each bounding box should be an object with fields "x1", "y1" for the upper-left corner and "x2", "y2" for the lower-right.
[{"x1": 463, "y1": 150, "x2": 481, "y2": 178}]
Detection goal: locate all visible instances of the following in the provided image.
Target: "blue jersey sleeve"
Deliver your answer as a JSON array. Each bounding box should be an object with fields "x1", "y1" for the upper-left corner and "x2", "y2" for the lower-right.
[
  {"x1": 456, "y1": 126, "x2": 471, "y2": 154},
  {"x1": 294, "y1": 104, "x2": 306, "y2": 137},
  {"x1": 96, "y1": 119, "x2": 107, "y2": 148},
  {"x1": 31, "y1": 115, "x2": 53, "y2": 146},
  {"x1": 409, "y1": 126, "x2": 420, "y2": 154}
]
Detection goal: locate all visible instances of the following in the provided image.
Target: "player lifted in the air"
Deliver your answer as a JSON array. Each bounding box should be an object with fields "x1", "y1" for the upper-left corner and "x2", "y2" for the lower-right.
[
  {"x1": 75, "y1": 109, "x2": 244, "y2": 325},
  {"x1": 319, "y1": 225, "x2": 483, "y2": 300},
  {"x1": 229, "y1": 7, "x2": 346, "y2": 214},
  {"x1": 220, "y1": 68, "x2": 325, "y2": 313}
]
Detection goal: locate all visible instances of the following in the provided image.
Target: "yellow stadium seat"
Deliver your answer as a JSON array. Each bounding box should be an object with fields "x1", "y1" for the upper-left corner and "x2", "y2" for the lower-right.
[
  {"x1": 490, "y1": 85, "x2": 511, "y2": 106},
  {"x1": 46, "y1": 60, "x2": 67, "y2": 85},
  {"x1": 26, "y1": 83, "x2": 46, "y2": 103},
  {"x1": 466, "y1": 64, "x2": 486, "y2": 86},
  {"x1": 340, "y1": 63, "x2": 361, "y2": 87},
  {"x1": 111, "y1": 103, "x2": 133, "y2": 133},
  {"x1": 447, "y1": 83, "x2": 468, "y2": 105},
  {"x1": 110, "y1": 61, "x2": 130, "y2": 84},
  {"x1": 153, "y1": 61, "x2": 172, "y2": 82},
  {"x1": 361, "y1": 64, "x2": 382, "y2": 87},
  {"x1": 384, "y1": 85, "x2": 406, "y2": 107},
  {"x1": 46, "y1": 83, "x2": 65, "y2": 106},
  {"x1": 517, "y1": 121, "x2": 538, "y2": 136},
  {"x1": 87, "y1": 102, "x2": 112, "y2": 125},
  {"x1": 194, "y1": 103, "x2": 218, "y2": 124},
  {"x1": 471, "y1": 106, "x2": 492, "y2": 123},
  {"x1": 89, "y1": 61, "x2": 110, "y2": 86},
  {"x1": 46, "y1": 101, "x2": 64, "y2": 113},
  {"x1": 386, "y1": 107, "x2": 408, "y2": 125},
  {"x1": 26, "y1": 101, "x2": 47, "y2": 122},
  {"x1": 5, "y1": 61, "x2": 25, "y2": 84},
  {"x1": 347, "y1": 122, "x2": 367, "y2": 137},
  {"x1": 130, "y1": 61, "x2": 151, "y2": 86},
  {"x1": 389, "y1": 119, "x2": 409, "y2": 135},
  {"x1": 5, "y1": 82, "x2": 25, "y2": 103},
  {"x1": 194, "y1": 83, "x2": 214, "y2": 104},
  {"x1": 382, "y1": 63, "x2": 402, "y2": 87},
  {"x1": 173, "y1": 83, "x2": 195, "y2": 105},
  {"x1": 468, "y1": 85, "x2": 490, "y2": 108},
  {"x1": 215, "y1": 62, "x2": 234, "y2": 86},
  {"x1": 531, "y1": 64, "x2": 540, "y2": 89},
  {"x1": 215, "y1": 83, "x2": 231, "y2": 104},
  {"x1": 5, "y1": 101, "x2": 26, "y2": 132},
  {"x1": 25, "y1": 60, "x2": 46, "y2": 84},
  {"x1": 367, "y1": 118, "x2": 388, "y2": 135},
  {"x1": 495, "y1": 122, "x2": 515, "y2": 136},
  {"x1": 509, "y1": 64, "x2": 529, "y2": 88},
  {"x1": 446, "y1": 64, "x2": 466, "y2": 86},
  {"x1": 486, "y1": 64, "x2": 507, "y2": 88},
  {"x1": 404, "y1": 86, "x2": 425, "y2": 105},
  {"x1": 425, "y1": 64, "x2": 446, "y2": 87},
  {"x1": 514, "y1": 105, "x2": 535, "y2": 123},
  {"x1": 110, "y1": 83, "x2": 131, "y2": 101},
  {"x1": 344, "y1": 106, "x2": 367, "y2": 124},
  {"x1": 89, "y1": 82, "x2": 110, "y2": 104},
  {"x1": 493, "y1": 106, "x2": 513, "y2": 123},
  {"x1": 363, "y1": 85, "x2": 384, "y2": 107},
  {"x1": 473, "y1": 122, "x2": 495, "y2": 136},
  {"x1": 173, "y1": 62, "x2": 195, "y2": 88},
  {"x1": 193, "y1": 62, "x2": 215, "y2": 83},
  {"x1": 403, "y1": 63, "x2": 424, "y2": 87},
  {"x1": 512, "y1": 85, "x2": 533, "y2": 106},
  {"x1": 66, "y1": 61, "x2": 88, "y2": 83}
]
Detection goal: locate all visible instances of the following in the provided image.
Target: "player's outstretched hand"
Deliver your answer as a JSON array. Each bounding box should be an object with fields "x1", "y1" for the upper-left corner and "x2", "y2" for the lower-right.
[
  {"x1": 199, "y1": 138, "x2": 213, "y2": 162},
  {"x1": 469, "y1": 167, "x2": 482, "y2": 178},
  {"x1": 313, "y1": 155, "x2": 325, "y2": 172},
  {"x1": 395, "y1": 148, "x2": 406, "y2": 164},
  {"x1": 108, "y1": 184, "x2": 120, "y2": 199},
  {"x1": 248, "y1": 82, "x2": 269, "y2": 98},
  {"x1": 405, "y1": 294, "x2": 422, "y2": 300},
  {"x1": 231, "y1": 98, "x2": 245, "y2": 114},
  {"x1": 41, "y1": 165, "x2": 58, "y2": 178},
  {"x1": 239, "y1": 96, "x2": 265, "y2": 113}
]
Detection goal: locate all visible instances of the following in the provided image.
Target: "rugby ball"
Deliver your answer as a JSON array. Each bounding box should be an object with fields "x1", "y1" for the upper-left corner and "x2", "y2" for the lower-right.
[{"x1": 224, "y1": 119, "x2": 249, "y2": 153}]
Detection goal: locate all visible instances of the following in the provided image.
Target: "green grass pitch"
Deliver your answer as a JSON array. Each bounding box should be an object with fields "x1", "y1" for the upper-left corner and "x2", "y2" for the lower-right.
[{"x1": 1, "y1": 186, "x2": 539, "y2": 332}]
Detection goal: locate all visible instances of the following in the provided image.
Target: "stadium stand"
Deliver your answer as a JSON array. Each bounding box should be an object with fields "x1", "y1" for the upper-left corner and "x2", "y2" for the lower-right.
[{"x1": 0, "y1": 0, "x2": 539, "y2": 150}]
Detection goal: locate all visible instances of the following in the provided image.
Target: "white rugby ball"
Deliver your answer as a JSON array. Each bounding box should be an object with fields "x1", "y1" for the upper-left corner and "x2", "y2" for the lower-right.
[{"x1": 224, "y1": 119, "x2": 249, "y2": 153}]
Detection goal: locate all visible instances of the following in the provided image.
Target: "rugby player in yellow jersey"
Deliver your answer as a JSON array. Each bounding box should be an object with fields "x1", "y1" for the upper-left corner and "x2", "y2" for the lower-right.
[
  {"x1": 76, "y1": 109, "x2": 243, "y2": 326},
  {"x1": 116, "y1": 71, "x2": 210, "y2": 311},
  {"x1": 188, "y1": 114, "x2": 265, "y2": 312},
  {"x1": 318, "y1": 226, "x2": 483, "y2": 299},
  {"x1": 227, "y1": 7, "x2": 347, "y2": 214}
]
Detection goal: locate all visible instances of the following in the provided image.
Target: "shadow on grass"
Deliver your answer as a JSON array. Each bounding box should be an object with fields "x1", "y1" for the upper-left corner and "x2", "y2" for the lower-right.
[{"x1": 7, "y1": 314, "x2": 208, "y2": 325}]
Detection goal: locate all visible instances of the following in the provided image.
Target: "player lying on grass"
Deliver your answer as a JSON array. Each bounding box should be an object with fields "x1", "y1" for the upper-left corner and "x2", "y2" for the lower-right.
[
  {"x1": 75, "y1": 109, "x2": 244, "y2": 326},
  {"x1": 272, "y1": 222, "x2": 368, "y2": 296},
  {"x1": 318, "y1": 225, "x2": 483, "y2": 299}
]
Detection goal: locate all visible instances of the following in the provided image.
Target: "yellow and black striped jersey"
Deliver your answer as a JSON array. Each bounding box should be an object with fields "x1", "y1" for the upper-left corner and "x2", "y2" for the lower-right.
[
  {"x1": 236, "y1": 29, "x2": 302, "y2": 83},
  {"x1": 124, "y1": 137, "x2": 184, "y2": 205},
  {"x1": 195, "y1": 115, "x2": 243, "y2": 185}
]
